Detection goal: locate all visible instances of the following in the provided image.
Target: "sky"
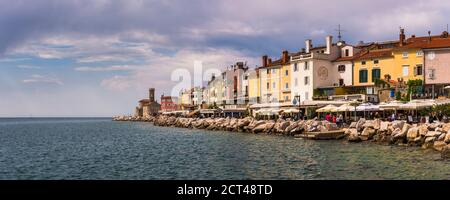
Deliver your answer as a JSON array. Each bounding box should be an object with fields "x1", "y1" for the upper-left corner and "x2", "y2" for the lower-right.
[{"x1": 1, "y1": 0, "x2": 450, "y2": 117}]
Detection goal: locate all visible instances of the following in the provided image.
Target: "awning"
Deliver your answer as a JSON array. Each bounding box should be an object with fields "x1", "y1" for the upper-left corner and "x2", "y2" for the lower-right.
[
  {"x1": 379, "y1": 100, "x2": 405, "y2": 110},
  {"x1": 282, "y1": 108, "x2": 300, "y2": 113},
  {"x1": 335, "y1": 104, "x2": 356, "y2": 112},
  {"x1": 356, "y1": 103, "x2": 382, "y2": 111},
  {"x1": 399, "y1": 100, "x2": 434, "y2": 110},
  {"x1": 316, "y1": 104, "x2": 338, "y2": 113}
]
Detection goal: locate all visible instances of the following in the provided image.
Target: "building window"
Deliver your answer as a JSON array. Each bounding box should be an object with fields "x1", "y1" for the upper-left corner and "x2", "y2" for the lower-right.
[
  {"x1": 374, "y1": 60, "x2": 379, "y2": 64},
  {"x1": 272, "y1": 82, "x2": 276, "y2": 89},
  {"x1": 294, "y1": 63, "x2": 298, "y2": 71},
  {"x1": 244, "y1": 76, "x2": 248, "y2": 80},
  {"x1": 361, "y1": 61, "x2": 366, "y2": 65},
  {"x1": 416, "y1": 51, "x2": 423, "y2": 57},
  {"x1": 305, "y1": 92, "x2": 309, "y2": 100},
  {"x1": 359, "y1": 69, "x2": 368, "y2": 83},
  {"x1": 285, "y1": 96, "x2": 289, "y2": 101},
  {"x1": 285, "y1": 83, "x2": 289, "y2": 89},
  {"x1": 372, "y1": 68, "x2": 381, "y2": 82},
  {"x1": 339, "y1": 79, "x2": 344, "y2": 86},
  {"x1": 272, "y1": 69, "x2": 276, "y2": 74},
  {"x1": 304, "y1": 61, "x2": 309, "y2": 70},
  {"x1": 338, "y1": 65, "x2": 345, "y2": 72},
  {"x1": 267, "y1": 69, "x2": 270, "y2": 74},
  {"x1": 294, "y1": 78, "x2": 298, "y2": 86},
  {"x1": 267, "y1": 82, "x2": 269, "y2": 89},
  {"x1": 304, "y1": 76, "x2": 310, "y2": 85},
  {"x1": 402, "y1": 65, "x2": 409, "y2": 76},
  {"x1": 402, "y1": 52, "x2": 408, "y2": 58},
  {"x1": 345, "y1": 49, "x2": 349, "y2": 57},
  {"x1": 285, "y1": 70, "x2": 289, "y2": 76},
  {"x1": 414, "y1": 64, "x2": 423, "y2": 76}
]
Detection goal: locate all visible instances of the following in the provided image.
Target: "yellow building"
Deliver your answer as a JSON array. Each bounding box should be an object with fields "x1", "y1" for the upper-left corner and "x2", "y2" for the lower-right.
[
  {"x1": 248, "y1": 68, "x2": 260, "y2": 104},
  {"x1": 353, "y1": 48, "x2": 395, "y2": 86},
  {"x1": 258, "y1": 50, "x2": 290, "y2": 103},
  {"x1": 392, "y1": 47, "x2": 424, "y2": 82},
  {"x1": 280, "y1": 50, "x2": 291, "y2": 102}
]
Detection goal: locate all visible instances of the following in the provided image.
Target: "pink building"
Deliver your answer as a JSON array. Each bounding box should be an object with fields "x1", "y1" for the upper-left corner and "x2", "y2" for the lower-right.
[
  {"x1": 422, "y1": 31, "x2": 450, "y2": 98},
  {"x1": 222, "y1": 62, "x2": 248, "y2": 105}
]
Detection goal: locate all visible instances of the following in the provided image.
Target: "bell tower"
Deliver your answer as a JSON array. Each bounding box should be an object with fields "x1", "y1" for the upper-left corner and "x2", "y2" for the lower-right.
[{"x1": 149, "y1": 88, "x2": 155, "y2": 102}]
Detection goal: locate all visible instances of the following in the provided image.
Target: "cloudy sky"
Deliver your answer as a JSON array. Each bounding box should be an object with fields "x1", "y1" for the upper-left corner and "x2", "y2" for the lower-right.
[{"x1": 1, "y1": 0, "x2": 449, "y2": 117}]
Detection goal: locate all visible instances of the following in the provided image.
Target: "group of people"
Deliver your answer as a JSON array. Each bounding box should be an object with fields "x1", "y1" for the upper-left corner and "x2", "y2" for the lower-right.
[{"x1": 324, "y1": 113, "x2": 344, "y2": 127}]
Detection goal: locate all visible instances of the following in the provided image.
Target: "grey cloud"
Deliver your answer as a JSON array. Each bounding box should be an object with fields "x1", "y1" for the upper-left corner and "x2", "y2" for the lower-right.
[{"x1": 2, "y1": 0, "x2": 450, "y2": 57}]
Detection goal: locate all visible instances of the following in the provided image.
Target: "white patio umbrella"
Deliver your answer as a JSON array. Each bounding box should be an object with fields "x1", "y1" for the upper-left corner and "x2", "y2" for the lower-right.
[
  {"x1": 283, "y1": 108, "x2": 299, "y2": 113},
  {"x1": 336, "y1": 104, "x2": 356, "y2": 112},
  {"x1": 400, "y1": 100, "x2": 433, "y2": 110},
  {"x1": 379, "y1": 100, "x2": 405, "y2": 110},
  {"x1": 316, "y1": 104, "x2": 338, "y2": 113}
]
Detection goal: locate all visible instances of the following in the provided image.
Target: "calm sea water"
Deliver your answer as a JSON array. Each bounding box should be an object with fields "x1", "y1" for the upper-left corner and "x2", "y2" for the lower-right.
[{"x1": 0, "y1": 118, "x2": 448, "y2": 180}]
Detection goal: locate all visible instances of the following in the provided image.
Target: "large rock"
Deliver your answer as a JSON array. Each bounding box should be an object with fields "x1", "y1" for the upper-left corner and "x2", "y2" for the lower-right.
[
  {"x1": 355, "y1": 118, "x2": 366, "y2": 131},
  {"x1": 379, "y1": 121, "x2": 390, "y2": 132},
  {"x1": 422, "y1": 136, "x2": 436, "y2": 149},
  {"x1": 427, "y1": 123, "x2": 438, "y2": 131},
  {"x1": 445, "y1": 133, "x2": 450, "y2": 143},
  {"x1": 425, "y1": 131, "x2": 441, "y2": 138},
  {"x1": 285, "y1": 122, "x2": 299, "y2": 134},
  {"x1": 349, "y1": 122, "x2": 357, "y2": 128},
  {"x1": 425, "y1": 136, "x2": 436, "y2": 143},
  {"x1": 391, "y1": 120, "x2": 405, "y2": 130},
  {"x1": 442, "y1": 123, "x2": 450, "y2": 133},
  {"x1": 277, "y1": 121, "x2": 290, "y2": 133},
  {"x1": 392, "y1": 127, "x2": 407, "y2": 143},
  {"x1": 433, "y1": 141, "x2": 447, "y2": 152},
  {"x1": 401, "y1": 124, "x2": 412, "y2": 135},
  {"x1": 348, "y1": 129, "x2": 361, "y2": 142},
  {"x1": 406, "y1": 127, "x2": 419, "y2": 142},
  {"x1": 360, "y1": 127, "x2": 376, "y2": 141},
  {"x1": 362, "y1": 120, "x2": 375, "y2": 129},
  {"x1": 263, "y1": 121, "x2": 275, "y2": 133},
  {"x1": 252, "y1": 123, "x2": 266, "y2": 133},
  {"x1": 437, "y1": 133, "x2": 446, "y2": 141},
  {"x1": 441, "y1": 144, "x2": 450, "y2": 159},
  {"x1": 418, "y1": 125, "x2": 428, "y2": 137}
]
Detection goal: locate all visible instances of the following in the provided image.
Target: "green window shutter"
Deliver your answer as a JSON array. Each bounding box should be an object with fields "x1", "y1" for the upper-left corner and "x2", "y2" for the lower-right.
[
  {"x1": 372, "y1": 69, "x2": 380, "y2": 82},
  {"x1": 360, "y1": 70, "x2": 368, "y2": 83}
]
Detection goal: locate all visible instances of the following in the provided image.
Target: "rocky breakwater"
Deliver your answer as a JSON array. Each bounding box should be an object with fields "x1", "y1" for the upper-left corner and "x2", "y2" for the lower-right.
[
  {"x1": 151, "y1": 115, "x2": 341, "y2": 137},
  {"x1": 112, "y1": 115, "x2": 155, "y2": 122},
  {"x1": 344, "y1": 119, "x2": 450, "y2": 159}
]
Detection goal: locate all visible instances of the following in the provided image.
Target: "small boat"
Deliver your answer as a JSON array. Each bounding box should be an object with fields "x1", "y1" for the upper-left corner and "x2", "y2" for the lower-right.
[{"x1": 295, "y1": 130, "x2": 346, "y2": 140}]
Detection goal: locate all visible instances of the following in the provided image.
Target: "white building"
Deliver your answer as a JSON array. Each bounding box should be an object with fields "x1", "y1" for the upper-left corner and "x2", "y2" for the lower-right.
[
  {"x1": 290, "y1": 36, "x2": 342, "y2": 103},
  {"x1": 333, "y1": 43, "x2": 362, "y2": 87},
  {"x1": 205, "y1": 74, "x2": 225, "y2": 106},
  {"x1": 192, "y1": 87, "x2": 204, "y2": 105}
]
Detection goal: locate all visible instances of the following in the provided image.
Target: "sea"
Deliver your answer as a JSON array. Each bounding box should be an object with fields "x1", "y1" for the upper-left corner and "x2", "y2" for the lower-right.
[{"x1": 0, "y1": 118, "x2": 448, "y2": 180}]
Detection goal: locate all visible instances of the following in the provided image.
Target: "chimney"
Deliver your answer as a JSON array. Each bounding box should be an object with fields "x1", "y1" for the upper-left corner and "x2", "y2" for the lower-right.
[
  {"x1": 325, "y1": 35, "x2": 333, "y2": 54},
  {"x1": 149, "y1": 88, "x2": 155, "y2": 102},
  {"x1": 428, "y1": 31, "x2": 432, "y2": 42},
  {"x1": 282, "y1": 50, "x2": 289, "y2": 64},
  {"x1": 268, "y1": 58, "x2": 272, "y2": 64},
  {"x1": 262, "y1": 55, "x2": 268, "y2": 67},
  {"x1": 411, "y1": 35, "x2": 416, "y2": 38},
  {"x1": 399, "y1": 28, "x2": 405, "y2": 46},
  {"x1": 305, "y1": 39, "x2": 312, "y2": 53}
]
